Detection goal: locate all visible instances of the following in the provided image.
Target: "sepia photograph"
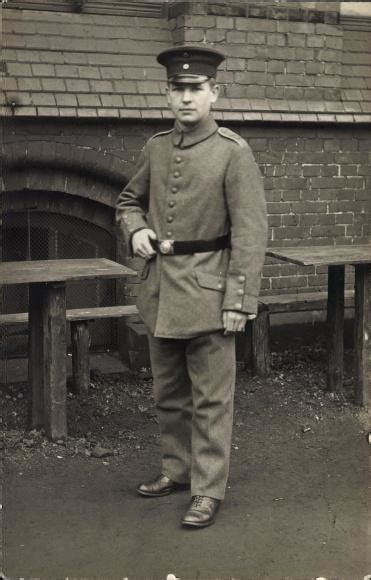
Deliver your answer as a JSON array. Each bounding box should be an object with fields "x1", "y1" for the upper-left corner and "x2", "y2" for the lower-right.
[{"x1": 1, "y1": 0, "x2": 371, "y2": 578}]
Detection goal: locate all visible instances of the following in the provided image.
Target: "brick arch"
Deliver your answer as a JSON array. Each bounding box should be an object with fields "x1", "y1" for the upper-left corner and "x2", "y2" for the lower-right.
[
  {"x1": 3, "y1": 140, "x2": 130, "y2": 208},
  {"x1": 1, "y1": 142, "x2": 134, "y2": 355},
  {"x1": 2, "y1": 190, "x2": 114, "y2": 234}
]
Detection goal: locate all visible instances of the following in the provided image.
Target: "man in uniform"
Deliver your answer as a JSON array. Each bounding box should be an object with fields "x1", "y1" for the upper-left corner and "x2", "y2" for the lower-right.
[{"x1": 116, "y1": 45, "x2": 267, "y2": 528}]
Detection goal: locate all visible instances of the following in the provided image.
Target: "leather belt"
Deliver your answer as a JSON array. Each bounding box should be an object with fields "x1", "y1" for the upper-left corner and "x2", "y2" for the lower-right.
[{"x1": 151, "y1": 235, "x2": 230, "y2": 255}]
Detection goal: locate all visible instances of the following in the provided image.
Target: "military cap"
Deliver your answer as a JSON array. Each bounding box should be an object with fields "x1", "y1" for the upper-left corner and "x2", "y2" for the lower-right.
[{"x1": 157, "y1": 44, "x2": 225, "y2": 84}]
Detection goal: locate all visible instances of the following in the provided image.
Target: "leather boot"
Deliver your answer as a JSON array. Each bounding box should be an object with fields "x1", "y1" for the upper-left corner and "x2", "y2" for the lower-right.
[
  {"x1": 137, "y1": 474, "x2": 189, "y2": 497},
  {"x1": 181, "y1": 495, "x2": 221, "y2": 528}
]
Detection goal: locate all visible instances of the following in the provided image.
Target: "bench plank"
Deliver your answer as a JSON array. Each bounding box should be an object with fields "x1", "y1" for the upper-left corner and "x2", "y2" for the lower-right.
[
  {"x1": 258, "y1": 290, "x2": 354, "y2": 314},
  {"x1": 66, "y1": 305, "x2": 138, "y2": 321},
  {"x1": 0, "y1": 305, "x2": 138, "y2": 326},
  {"x1": 253, "y1": 289, "x2": 355, "y2": 377},
  {"x1": 0, "y1": 304, "x2": 139, "y2": 395},
  {"x1": 0, "y1": 312, "x2": 28, "y2": 325}
]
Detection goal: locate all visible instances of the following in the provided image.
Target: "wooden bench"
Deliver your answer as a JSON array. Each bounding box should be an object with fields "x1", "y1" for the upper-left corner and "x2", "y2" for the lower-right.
[
  {"x1": 1, "y1": 291, "x2": 355, "y2": 388},
  {"x1": 0, "y1": 305, "x2": 138, "y2": 392},
  {"x1": 251, "y1": 290, "x2": 354, "y2": 377}
]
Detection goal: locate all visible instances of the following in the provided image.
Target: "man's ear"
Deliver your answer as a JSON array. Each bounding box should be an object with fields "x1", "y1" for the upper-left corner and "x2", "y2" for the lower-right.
[
  {"x1": 210, "y1": 83, "x2": 220, "y2": 104},
  {"x1": 165, "y1": 84, "x2": 171, "y2": 104}
]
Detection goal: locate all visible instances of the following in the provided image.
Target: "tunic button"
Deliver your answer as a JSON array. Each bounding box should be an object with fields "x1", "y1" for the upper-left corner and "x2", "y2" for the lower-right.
[
  {"x1": 217, "y1": 283, "x2": 223, "y2": 289},
  {"x1": 168, "y1": 201, "x2": 175, "y2": 208},
  {"x1": 237, "y1": 289, "x2": 244, "y2": 296},
  {"x1": 175, "y1": 156, "x2": 182, "y2": 163},
  {"x1": 238, "y1": 275, "x2": 245, "y2": 283},
  {"x1": 171, "y1": 187, "x2": 178, "y2": 193},
  {"x1": 234, "y1": 303, "x2": 242, "y2": 309},
  {"x1": 167, "y1": 216, "x2": 174, "y2": 223},
  {"x1": 167, "y1": 231, "x2": 172, "y2": 237},
  {"x1": 173, "y1": 171, "x2": 180, "y2": 178}
]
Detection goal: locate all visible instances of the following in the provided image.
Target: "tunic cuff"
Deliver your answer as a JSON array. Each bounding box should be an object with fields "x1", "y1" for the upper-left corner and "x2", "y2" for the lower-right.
[{"x1": 223, "y1": 274, "x2": 258, "y2": 314}]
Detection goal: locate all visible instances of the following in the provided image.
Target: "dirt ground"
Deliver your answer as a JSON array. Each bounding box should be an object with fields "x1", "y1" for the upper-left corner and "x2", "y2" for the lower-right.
[{"x1": 1, "y1": 335, "x2": 371, "y2": 580}]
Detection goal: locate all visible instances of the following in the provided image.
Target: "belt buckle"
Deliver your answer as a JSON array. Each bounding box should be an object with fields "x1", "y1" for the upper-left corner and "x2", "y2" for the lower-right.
[{"x1": 159, "y1": 239, "x2": 174, "y2": 255}]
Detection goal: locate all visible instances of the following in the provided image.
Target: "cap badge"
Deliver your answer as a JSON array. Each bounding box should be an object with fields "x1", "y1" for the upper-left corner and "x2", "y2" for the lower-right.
[{"x1": 183, "y1": 63, "x2": 190, "y2": 70}]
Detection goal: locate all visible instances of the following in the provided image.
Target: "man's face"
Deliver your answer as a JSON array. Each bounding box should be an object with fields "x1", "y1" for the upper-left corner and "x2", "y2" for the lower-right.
[{"x1": 166, "y1": 79, "x2": 219, "y2": 128}]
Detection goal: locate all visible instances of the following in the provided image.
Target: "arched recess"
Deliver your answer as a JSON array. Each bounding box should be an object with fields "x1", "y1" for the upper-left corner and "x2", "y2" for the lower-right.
[{"x1": 1, "y1": 162, "x2": 129, "y2": 356}]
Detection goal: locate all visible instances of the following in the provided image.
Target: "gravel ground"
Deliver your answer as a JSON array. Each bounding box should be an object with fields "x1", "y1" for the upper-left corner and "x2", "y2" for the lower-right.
[{"x1": 1, "y1": 344, "x2": 362, "y2": 466}]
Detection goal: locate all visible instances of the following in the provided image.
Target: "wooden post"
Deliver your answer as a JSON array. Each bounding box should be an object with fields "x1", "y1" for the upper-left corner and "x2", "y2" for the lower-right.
[
  {"x1": 326, "y1": 265, "x2": 345, "y2": 391},
  {"x1": 43, "y1": 282, "x2": 67, "y2": 440},
  {"x1": 29, "y1": 283, "x2": 46, "y2": 429},
  {"x1": 235, "y1": 320, "x2": 252, "y2": 370},
  {"x1": 354, "y1": 265, "x2": 371, "y2": 407},
  {"x1": 71, "y1": 320, "x2": 91, "y2": 393},
  {"x1": 252, "y1": 308, "x2": 271, "y2": 377}
]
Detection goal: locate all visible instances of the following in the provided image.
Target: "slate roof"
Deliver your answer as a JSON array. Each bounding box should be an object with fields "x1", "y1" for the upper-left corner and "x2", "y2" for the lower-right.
[{"x1": 2, "y1": 3, "x2": 371, "y2": 123}]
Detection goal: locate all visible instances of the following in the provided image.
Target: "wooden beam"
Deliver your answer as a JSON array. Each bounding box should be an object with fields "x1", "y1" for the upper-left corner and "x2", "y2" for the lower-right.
[
  {"x1": 252, "y1": 309, "x2": 271, "y2": 377},
  {"x1": 42, "y1": 282, "x2": 67, "y2": 440},
  {"x1": 71, "y1": 320, "x2": 91, "y2": 394},
  {"x1": 326, "y1": 265, "x2": 345, "y2": 391},
  {"x1": 354, "y1": 265, "x2": 371, "y2": 407},
  {"x1": 29, "y1": 283, "x2": 46, "y2": 429},
  {"x1": 0, "y1": 304, "x2": 138, "y2": 326}
]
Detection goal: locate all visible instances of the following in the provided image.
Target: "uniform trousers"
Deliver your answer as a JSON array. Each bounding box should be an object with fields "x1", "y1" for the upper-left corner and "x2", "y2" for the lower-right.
[{"x1": 147, "y1": 330, "x2": 236, "y2": 500}]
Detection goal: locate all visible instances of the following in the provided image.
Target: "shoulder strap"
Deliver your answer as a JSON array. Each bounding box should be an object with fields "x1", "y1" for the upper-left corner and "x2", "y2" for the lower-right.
[{"x1": 218, "y1": 127, "x2": 245, "y2": 147}]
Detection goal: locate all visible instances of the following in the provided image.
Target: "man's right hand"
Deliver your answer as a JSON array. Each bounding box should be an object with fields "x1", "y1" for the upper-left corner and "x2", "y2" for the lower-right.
[{"x1": 132, "y1": 228, "x2": 157, "y2": 260}]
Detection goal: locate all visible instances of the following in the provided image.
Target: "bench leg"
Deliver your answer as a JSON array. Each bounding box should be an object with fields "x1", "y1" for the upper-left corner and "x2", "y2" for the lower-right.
[
  {"x1": 29, "y1": 282, "x2": 68, "y2": 440},
  {"x1": 29, "y1": 283, "x2": 46, "y2": 430},
  {"x1": 252, "y1": 309, "x2": 271, "y2": 377},
  {"x1": 327, "y1": 265, "x2": 345, "y2": 392},
  {"x1": 238, "y1": 322, "x2": 252, "y2": 370},
  {"x1": 354, "y1": 265, "x2": 371, "y2": 407},
  {"x1": 71, "y1": 320, "x2": 91, "y2": 393}
]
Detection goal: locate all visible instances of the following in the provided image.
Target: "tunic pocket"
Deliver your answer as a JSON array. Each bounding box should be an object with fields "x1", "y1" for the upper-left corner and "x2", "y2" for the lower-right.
[{"x1": 195, "y1": 271, "x2": 226, "y2": 292}]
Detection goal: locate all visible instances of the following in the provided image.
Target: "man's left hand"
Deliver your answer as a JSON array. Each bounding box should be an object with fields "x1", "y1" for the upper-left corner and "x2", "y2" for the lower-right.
[{"x1": 223, "y1": 310, "x2": 256, "y2": 335}]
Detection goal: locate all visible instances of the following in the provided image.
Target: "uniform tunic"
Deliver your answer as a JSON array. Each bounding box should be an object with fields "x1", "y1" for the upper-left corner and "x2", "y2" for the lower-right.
[{"x1": 116, "y1": 116, "x2": 268, "y2": 339}]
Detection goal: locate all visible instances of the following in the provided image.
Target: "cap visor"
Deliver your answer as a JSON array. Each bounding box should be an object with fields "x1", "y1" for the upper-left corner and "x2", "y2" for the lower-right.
[{"x1": 168, "y1": 74, "x2": 210, "y2": 85}]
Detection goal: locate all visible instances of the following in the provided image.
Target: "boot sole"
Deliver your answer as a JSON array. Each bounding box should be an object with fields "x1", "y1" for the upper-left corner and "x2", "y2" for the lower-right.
[
  {"x1": 136, "y1": 488, "x2": 176, "y2": 497},
  {"x1": 181, "y1": 518, "x2": 215, "y2": 528},
  {"x1": 136, "y1": 484, "x2": 190, "y2": 497}
]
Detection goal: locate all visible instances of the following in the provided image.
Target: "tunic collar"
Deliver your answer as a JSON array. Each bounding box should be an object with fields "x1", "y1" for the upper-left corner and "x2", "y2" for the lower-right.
[{"x1": 172, "y1": 116, "x2": 218, "y2": 148}]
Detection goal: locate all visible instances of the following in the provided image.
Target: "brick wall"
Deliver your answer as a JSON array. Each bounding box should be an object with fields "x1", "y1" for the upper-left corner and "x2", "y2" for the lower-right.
[
  {"x1": 241, "y1": 123, "x2": 371, "y2": 294},
  {"x1": 4, "y1": 117, "x2": 370, "y2": 299},
  {"x1": 1, "y1": 1, "x2": 371, "y2": 307}
]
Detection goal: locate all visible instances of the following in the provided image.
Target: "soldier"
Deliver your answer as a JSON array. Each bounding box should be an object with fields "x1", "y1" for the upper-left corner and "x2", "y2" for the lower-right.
[{"x1": 116, "y1": 45, "x2": 267, "y2": 528}]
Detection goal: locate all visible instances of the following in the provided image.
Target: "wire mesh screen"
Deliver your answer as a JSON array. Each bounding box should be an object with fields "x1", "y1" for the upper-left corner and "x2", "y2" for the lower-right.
[{"x1": 1, "y1": 209, "x2": 116, "y2": 357}]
